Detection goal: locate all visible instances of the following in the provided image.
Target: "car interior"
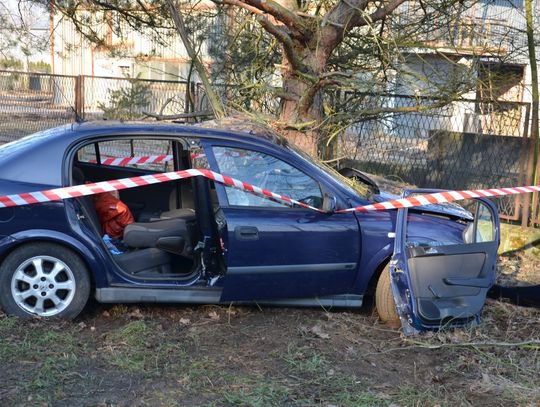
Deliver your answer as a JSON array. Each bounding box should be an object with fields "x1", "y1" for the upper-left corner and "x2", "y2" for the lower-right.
[{"x1": 71, "y1": 137, "x2": 224, "y2": 281}]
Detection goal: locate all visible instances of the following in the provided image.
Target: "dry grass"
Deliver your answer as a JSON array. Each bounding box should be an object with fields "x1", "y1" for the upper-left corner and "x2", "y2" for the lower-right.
[{"x1": 0, "y1": 298, "x2": 538, "y2": 407}]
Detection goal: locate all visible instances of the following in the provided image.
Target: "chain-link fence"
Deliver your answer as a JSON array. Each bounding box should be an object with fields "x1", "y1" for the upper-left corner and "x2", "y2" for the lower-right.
[
  {"x1": 336, "y1": 93, "x2": 534, "y2": 223},
  {"x1": 0, "y1": 69, "x2": 538, "y2": 225},
  {"x1": 0, "y1": 70, "x2": 214, "y2": 141},
  {"x1": 0, "y1": 70, "x2": 78, "y2": 143}
]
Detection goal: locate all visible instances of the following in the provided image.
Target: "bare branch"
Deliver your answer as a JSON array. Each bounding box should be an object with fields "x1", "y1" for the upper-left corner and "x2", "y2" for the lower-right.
[
  {"x1": 143, "y1": 110, "x2": 214, "y2": 120},
  {"x1": 243, "y1": 0, "x2": 310, "y2": 39},
  {"x1": 255, "y1": 14, "x2": 310, "y2": 75},
  {"x1": 212, "y1": 0, "x2": 263, "y2": 15},
  {"x1": 167, "y1": 0, "x2": 225, "y2": 118}
]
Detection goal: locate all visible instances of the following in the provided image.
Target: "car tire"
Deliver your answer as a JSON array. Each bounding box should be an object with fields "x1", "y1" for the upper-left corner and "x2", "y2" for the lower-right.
[
  {"x1": 0, "y1": 243, "x2": 90, "y2": 319},
  {"x1": 375, "y1": 265, "x2": 400, "y2": 328}
]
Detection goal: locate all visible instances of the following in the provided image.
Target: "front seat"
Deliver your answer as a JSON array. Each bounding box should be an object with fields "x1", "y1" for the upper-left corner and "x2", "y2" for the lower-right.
[{"x1": 123, "y1": 214, "x2": 197, "y2": 258}]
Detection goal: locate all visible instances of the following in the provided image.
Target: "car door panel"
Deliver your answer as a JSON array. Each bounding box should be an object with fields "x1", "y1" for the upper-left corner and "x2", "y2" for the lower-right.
[
  {"x1": 220, "y1": 207, "x2": 360, "y2": 301},
  {"x1": 390, "y1": 192, "x2": 499, "y2": 334},
  {"x1": 203, "y1": 143, "x2": 362, "y2": 301},
  {"x1": 222, "y1": 207, "x2": 359, "y2": 266},
  {"x1": 406, "y1": 248, "x2": 489, "y2": 322}
]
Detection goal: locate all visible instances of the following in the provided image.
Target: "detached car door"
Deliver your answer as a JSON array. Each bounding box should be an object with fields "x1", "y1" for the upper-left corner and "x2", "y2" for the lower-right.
[
  {"x1": 206, "y1": 144, "x2": 361, "y2": 301},
  {"x1": 390, "y1": 192, "x2": 499, "y2": 334}
]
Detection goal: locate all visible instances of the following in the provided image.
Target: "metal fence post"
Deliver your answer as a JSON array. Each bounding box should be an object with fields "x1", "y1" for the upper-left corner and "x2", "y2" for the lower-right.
[
  {"x1": 521, "y1": 103, "x2": 532, "y2": 227},
  {"x1": 74, "y1": 75, "x2": 85, "y2": 121}
]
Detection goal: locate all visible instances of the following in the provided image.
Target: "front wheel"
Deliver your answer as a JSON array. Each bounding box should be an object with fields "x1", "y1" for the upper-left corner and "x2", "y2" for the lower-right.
[
  {"x1": 0, "y1": 243, "x2": 90, "y2": 319},
  {"x1": 375, "y1": 264, "x2": 400, "y2": 328}
]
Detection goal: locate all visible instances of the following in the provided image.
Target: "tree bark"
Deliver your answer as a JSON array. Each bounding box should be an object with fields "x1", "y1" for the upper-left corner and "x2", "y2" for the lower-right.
[
  {"x1": 279, "y1": 49, "x2": 327, "y2": 155},
  {"x1": 525, "y1": 0, "x2": 539, "y2": 225}
]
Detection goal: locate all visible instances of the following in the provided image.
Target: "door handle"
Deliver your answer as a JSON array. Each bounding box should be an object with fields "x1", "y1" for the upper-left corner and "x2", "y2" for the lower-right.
[{"x1": 235, "y1": 226, "x2": 259, "y2": 240}]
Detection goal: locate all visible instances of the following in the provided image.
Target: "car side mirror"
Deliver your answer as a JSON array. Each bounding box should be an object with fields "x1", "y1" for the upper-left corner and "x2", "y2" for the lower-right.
[{"x1": 322, "y1": 193, "x2": 337, "y2": 213}]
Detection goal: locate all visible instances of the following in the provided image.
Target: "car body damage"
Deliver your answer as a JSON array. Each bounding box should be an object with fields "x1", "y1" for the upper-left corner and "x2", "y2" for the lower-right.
[
  {"x1": 388, "y1": 189, "x2": 500, "y2": 334},
  {"x1": 0, "y1": 122, "x2": 501, "y2": 331}
]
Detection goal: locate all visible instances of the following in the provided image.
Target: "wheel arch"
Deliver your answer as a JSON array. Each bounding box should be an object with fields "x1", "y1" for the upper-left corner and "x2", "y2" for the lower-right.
[
  {"x1": 354, "y1": 243, "x2": 393, "y2": 297},
  {"x1": 0, "y1": 230, "x2": 106, "y2": 289},
  {"x1": 365, "y1": 256, "x2": 392, "y2": 297}
]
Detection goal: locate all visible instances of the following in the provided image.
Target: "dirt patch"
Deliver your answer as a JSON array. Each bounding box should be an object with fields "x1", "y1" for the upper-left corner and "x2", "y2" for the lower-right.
[
  {"x1": 0, "y1": 299, "x2": 538, "y2": 407},
  {"x1": 497, "y1": 253, "x2": 540, "y2": 286}
]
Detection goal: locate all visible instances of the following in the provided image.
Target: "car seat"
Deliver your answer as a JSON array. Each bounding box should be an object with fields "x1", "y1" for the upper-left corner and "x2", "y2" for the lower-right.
[
  {"x1": 72, "y1": 167, "x2": 194, "y2": 275},
  {"x1": 123, "y1": 214, "x2": 197, "y2": 258}
]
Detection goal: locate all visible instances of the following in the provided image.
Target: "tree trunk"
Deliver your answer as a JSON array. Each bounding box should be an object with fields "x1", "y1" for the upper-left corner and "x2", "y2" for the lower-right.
[
  {"x1": 279, "y1": 48, "x2": 328, "y2": 156},
  {"x1": 524, "y1": 0, "x2": 539, "y2": 225}
]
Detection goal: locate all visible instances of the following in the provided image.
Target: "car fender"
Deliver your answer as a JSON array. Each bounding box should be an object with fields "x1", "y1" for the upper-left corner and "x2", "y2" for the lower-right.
[
  {"x1": 2, "y1": 229, "x2": 109, "y2": 287},
  {"x1": 353, "y1": 242, "x2": 393, "y2": 294}
]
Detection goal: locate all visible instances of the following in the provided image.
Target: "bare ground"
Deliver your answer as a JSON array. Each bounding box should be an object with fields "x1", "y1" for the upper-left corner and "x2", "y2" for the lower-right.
[{"x1": 0, "y1": 294, "x2": 538, "y2": 407}]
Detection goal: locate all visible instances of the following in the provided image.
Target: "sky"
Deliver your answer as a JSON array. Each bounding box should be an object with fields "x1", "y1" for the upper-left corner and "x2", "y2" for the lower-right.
[{"x1": 2, "y1": 0, "x2": 50, "y2": 62}]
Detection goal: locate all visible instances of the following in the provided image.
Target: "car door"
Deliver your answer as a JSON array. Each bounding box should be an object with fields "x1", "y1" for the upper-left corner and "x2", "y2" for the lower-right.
[
  {"x1": 389, "y1": 191, "x2": 499, "y2": 334},
  {"x1": 205, "y1": 144, "x2": 361, "y2": 301}
]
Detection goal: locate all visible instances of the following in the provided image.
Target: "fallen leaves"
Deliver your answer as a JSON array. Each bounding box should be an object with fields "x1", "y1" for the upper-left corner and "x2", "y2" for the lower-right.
[{"x1": 300, "y1": 324, "x2": 330, "y2": 339}]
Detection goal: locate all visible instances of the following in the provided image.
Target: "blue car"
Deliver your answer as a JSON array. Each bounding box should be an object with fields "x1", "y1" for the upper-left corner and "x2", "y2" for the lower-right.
[{"x1": 0, "y1": 122, "x2": 499, "y2": 332}]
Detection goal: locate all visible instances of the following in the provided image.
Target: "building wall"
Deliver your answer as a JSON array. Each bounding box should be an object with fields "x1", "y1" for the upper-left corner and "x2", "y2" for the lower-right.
[{"x1": 50, "y1": 3, "x2": 217, "y2": 80}]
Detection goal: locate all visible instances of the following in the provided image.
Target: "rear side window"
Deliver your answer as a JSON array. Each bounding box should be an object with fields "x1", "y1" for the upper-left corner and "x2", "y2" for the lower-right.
[
  {"x1": 77, "y1": 144, "x2": 97, "y2": 163},
  {"x1": 78, "y1": 139, "x2": 174, "y2": 172}
]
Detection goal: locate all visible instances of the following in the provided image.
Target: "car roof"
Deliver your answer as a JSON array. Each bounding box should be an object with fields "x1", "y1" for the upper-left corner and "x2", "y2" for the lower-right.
[
  {"x1": 0, "y1": 121, "x2": 289, "y2": 187},
  {"x1": 73, "y1": 121, "x2": 288, "y2": 145}
]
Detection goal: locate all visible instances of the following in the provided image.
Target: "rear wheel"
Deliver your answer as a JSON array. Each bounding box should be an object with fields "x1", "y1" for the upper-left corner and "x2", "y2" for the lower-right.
[
  {"x1": 0, "y1": 243, "x2": 90, "y2": 319},
  {"x1": 375, "y1": 265, "x2": 400, "y2": 327}
]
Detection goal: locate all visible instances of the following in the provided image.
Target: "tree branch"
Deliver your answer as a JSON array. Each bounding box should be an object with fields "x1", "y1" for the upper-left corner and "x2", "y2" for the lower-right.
[
  {"x1": 166, "y1": 0, "x2": 225, "y2": 119},
  {"x1": 255, "y1": 14, "x2": 310, "y2": 75},
  {"x1": 143, "y1": 110, "x2": 214, "y2": 120},
  {"x1": 363, "y1": 339, "x2": 540, "y2": 356},
  {"x1": 322, "y1": 0, "x2": 406, "y2": 54},
  {"x1": 212, "y1": 0, "x2": 263, "y2": 15},
  {"x1": 243, "y1": 0, "x2": 309, "y2": 38},
  {"x1": 298, "y1": 78, "x2": 338, "y2": 115},
  {"x1": 359, "y1": 0, "x2": 407, "y2": 27}
]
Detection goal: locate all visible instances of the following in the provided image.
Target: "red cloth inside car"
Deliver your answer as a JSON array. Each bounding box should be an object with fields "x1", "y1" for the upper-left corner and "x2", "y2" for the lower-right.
[{"x1": 92, "y1": 191, "x2": 134, "y2": 239}]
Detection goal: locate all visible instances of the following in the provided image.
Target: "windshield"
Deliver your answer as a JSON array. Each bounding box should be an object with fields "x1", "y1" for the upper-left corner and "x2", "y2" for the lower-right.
[{"x1": 286, "y1": 144, "x2": 372, "y2": 199}]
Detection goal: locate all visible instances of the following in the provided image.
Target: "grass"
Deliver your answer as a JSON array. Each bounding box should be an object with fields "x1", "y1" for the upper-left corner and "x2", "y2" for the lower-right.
[
  {"x1": 0, "y1": 300, "x2": 538, "y2": 406},
  {"x1": 0, "y1": 317, "x2": 83, "y2": 404},
  {"x1": 393, "y1": 384, "x2": 453, "y2": 407},
  {"x1": 283, "y1": 344, "x2": 327, "y2": 374},
  {"x1": 223, "y1": 382, "x2": 291, "y2": 407},
  {"x1": 103, "y1": 320, "x2": 187, "y2": 375}
]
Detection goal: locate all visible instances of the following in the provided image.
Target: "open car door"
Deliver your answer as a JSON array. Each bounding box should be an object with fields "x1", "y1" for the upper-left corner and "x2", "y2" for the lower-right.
[{"x1": 389, "y1": 190, "x2": 500, "y2": 335}]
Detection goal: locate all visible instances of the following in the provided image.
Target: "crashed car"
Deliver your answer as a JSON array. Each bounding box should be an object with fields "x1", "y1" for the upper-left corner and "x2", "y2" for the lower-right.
[{"x1": 0, "y1": 122, "x2": 499, "y2": 332}]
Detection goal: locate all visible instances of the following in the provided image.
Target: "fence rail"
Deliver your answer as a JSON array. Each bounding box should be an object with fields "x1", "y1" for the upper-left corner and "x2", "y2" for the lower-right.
[{"x1": 0, "y1": 69, "x2": 538, "y2": 226}]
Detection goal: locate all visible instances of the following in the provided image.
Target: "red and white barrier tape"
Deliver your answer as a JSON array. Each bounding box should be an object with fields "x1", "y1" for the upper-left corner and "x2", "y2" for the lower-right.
[
  {"x1": 0, "y1": 168, "x2": 321, "y2": 212},
  {"x1": 93, "y1": 152, "x2": 206, "y2": 167},
  {"x1": 0, "y1": 167, "x2": 538, "y2": 213},
  {"x1": 338, "y1": 185, "x2": 540, "y2": 213},
  {"x1": 98, "y1": 154, "x2": 173, "y2": 166}
]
